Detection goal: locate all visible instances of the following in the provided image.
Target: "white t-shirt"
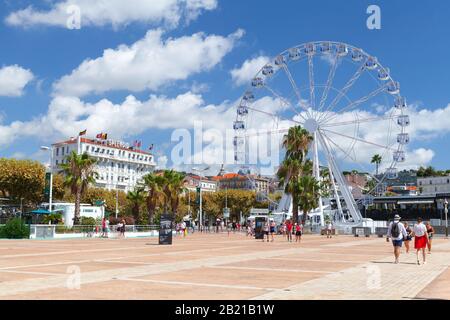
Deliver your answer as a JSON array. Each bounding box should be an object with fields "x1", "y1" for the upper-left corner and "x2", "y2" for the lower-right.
[{"x1": 413, "y1": 223, "x2": 427, "y2": 237}]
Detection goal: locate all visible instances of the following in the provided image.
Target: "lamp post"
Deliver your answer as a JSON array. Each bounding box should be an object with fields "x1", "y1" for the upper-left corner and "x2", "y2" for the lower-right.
[
  {"x1": 40, "y1": 146, "x2": 53, "y2": 214},
  {"x1": 192, "y1": 166, "x2": 210, "y2": 232}
]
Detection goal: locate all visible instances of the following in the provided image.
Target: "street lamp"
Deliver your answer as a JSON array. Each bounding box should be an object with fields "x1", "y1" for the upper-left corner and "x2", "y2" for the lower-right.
[
  {"x1": 40, "y1": 146, "x2": 53, "y2": 214},
  {"x1": 192, "y1": 166, "x2": 210, "y2": 232}
]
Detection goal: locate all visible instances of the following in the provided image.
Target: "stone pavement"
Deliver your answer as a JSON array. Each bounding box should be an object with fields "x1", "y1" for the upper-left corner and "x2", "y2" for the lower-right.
[{"x1": 0, "y1": 234, "x2": 448, "y2": 300}]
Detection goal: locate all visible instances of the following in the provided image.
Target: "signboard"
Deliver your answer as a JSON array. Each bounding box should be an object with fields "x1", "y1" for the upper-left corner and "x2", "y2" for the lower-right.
[
  {"x1": 223, "y1": 208, "x2": 230, "y2": 219},
  {"x1": 250, "y1": 208, "x2": 270, "y2": 215},
  {"x1": 159, "y1": 214, "x2": 173, "y2": 245},
  {"x1": 43, "y1": 172, "x2": 52, "y2": 202},
  {"x1": 254, "y1": 217, "x2": 266, "y2": 240}
]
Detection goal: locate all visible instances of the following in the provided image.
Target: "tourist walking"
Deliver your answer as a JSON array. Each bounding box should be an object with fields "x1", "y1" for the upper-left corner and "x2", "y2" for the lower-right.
[
  {"x1": 286, "y1": 220, "x2": 293, "y2": 242},
  {"x1": 413, "y1": 217, "x2": 429, "y2": 265},
  {"x1": 120, "y1": 219, "x2": 126, "y2": 238},
  {"x1": 425, "y1": 222, "x2": 434, "y2": 254},
  {"x1": 263, "y1": 221, "x2": 270, "y2": 242},
  {"x1": 247, "y1": 224, "x2": 253, "y2": 237},
  {"x1": 295, "y1": 223, "x2": 303, "y2": 242},
  {"x1": 386, "y1": 214, "x2": 408, "y2": 264},
  {"x1": 101, "y1": 217, "x2": 109, "y2": 238},
  {"x1": 404, "y1": 222, "x2": 412, "y2": 254},
  {"x1": 326, "y1": 221, "x2": 333, "y2": 238},
  {"x1": 270, "y1": 219, "x2": 276, "y2": 242}
]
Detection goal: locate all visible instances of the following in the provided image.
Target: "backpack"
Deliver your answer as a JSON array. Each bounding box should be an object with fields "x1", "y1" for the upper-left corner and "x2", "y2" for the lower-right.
[{"x1": 391, "y1": 222, "x2": 400, "y2": 238}]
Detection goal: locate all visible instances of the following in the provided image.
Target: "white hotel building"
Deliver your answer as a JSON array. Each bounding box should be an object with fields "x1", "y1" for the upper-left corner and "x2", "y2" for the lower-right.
[{"x1": 52, "y1": 137, "x2": 156, "y2": 192}]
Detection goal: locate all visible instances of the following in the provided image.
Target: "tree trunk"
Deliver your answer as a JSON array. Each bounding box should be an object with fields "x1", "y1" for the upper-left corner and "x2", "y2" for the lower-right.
[
  {"x1": 132, "y1": 204, "x2": 139, "y2": 223},
  {"x1": 74, "y1": 188, "x2": 81, "y2": 225},
  {"x1": 292, "y1": 194, "x2": 299, "y2": 224}
]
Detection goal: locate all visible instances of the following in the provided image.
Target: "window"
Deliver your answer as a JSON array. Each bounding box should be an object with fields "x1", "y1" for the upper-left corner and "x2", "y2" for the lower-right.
[{"x1": 56, "y1": 148, "x2": 59, "y2": 156}]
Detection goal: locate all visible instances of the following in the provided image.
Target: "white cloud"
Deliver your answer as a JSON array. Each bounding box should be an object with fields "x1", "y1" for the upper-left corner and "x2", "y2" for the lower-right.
[
  {"x1": 53, "y1": 29, "x2": 244, "y2": 97},
  {"x1": 5, "y1": 0, "x2": 218, "y2": 29},
  {"x1": 0, "y1": 92, "x2": 235, "y2": 148},
  {"x1": 230, "y1": 56, "x2": 270, "y2": 86},
  {"x1": 0, "y1": 65, "x2": 34, "y2": 97}
]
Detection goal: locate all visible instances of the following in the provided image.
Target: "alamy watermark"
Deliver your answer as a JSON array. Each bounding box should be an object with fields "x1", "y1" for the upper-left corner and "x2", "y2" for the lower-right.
[
  {"x1": 66, "y1": 5, "x2": 81, "y2": 30},
  {"x1": 367, "y1": 5, "x2": 381, "y2": 30},
  {"x1": 170, "y1": 121, "x2": 281, "y2": 168}
]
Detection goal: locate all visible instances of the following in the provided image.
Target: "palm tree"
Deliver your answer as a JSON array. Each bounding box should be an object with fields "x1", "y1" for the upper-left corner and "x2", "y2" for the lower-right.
[
  {"x1": 143, "y1": 173, "x2": 164, "y2": 224},
  {"x1": 296, "y1": 175, "x2": 322, "y2": 226},
  {"x1": 127, "y1": 188, "x2": 145, "y2": 223},
  {"x1": 60, "y1": 151, "x2": 97, "y2": 225},
  {"x1": 277, "y1": 126, "x2": 314, "y2": 223},
  {"x1": 282, "y1": 126, "x2": 313, "y2": 162},
  {"x1": 161, "y1": 170, "x2": 186, "y2": 215},
  {"x1": 371, "y1": 154, "x2": 382, "y2": 175}
]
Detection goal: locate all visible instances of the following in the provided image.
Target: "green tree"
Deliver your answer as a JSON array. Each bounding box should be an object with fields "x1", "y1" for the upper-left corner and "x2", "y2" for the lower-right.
[
  {"x1": 161, "y1": 170, "x2": 186, "y2": 215},
  {"x1": 0, "y1": 158, "x2": 46, "y2": 205},
  {"x1": 277, "y1": 126, "x2": 314, "y2": 223},
  {"x1": 60, "y1": 151, "x2": 97, "y2": 225},
  {"x1": 127, "y1": 188, "x2": 146, "y2": 223},
  {"x1": 143, "y1": 173, "x2": 165, "y2": 224},
  {"x1": 296, "y1": 175, "x2": 322, "y2": 225},
  {"x1": 371, "y1": 154, "x2": 382, "y2": 175}
]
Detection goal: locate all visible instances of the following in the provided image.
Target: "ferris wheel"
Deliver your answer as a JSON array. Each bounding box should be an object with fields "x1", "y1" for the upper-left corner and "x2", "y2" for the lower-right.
[{"x1": 233, "y1": 41, "x2": 410, "y2": 225}]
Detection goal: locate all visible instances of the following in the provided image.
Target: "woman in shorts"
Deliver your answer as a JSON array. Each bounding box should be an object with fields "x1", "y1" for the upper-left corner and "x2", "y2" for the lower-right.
[
  {"x1": 270, "y1": 219, "x2": 276, "y2": 242},
  {"x1": 404, "y1": 222, "x2": 412, "y2": 254},
  {"x1": 295, "y1": 223, "x2": 302, "y2": 242},
  {"x1": 425, "y1": 222, "x2": 434, "y2": 254}
]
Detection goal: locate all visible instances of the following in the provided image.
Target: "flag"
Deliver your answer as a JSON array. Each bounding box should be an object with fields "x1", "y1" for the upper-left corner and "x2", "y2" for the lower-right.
[
  {"x1": 79, "y1": 129, "x2": 87, "y2": 136},
  {"x1": 97, "y1": 133, "x2": 108, "y2": 140}
]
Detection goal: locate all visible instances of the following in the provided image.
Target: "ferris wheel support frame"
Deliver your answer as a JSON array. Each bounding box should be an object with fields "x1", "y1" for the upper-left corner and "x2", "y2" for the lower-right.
[{"x1": 318, "y1": 132, "x2": 363, "y2": 224}]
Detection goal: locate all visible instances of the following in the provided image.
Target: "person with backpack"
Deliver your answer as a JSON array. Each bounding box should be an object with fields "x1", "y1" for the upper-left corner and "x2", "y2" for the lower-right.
[{"x1": 387, "y1": 214, "x2": 408, "y2": 264}]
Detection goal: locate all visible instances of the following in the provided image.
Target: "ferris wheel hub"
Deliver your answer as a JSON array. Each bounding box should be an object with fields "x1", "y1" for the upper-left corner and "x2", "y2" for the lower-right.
[{"x1": 304, "y1": 118, "x2": 319, "y2": 133}]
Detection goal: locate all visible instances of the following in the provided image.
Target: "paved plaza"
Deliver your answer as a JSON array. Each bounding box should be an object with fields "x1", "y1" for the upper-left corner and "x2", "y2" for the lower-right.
[{"x1": 0, "y1": 233, "x2": 449, "y2": 300}]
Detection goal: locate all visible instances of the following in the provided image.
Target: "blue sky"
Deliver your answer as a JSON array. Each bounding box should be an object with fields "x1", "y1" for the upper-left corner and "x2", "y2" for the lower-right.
[{"x1": 0, "y1": 0, "x2": 449, "y2": 174}]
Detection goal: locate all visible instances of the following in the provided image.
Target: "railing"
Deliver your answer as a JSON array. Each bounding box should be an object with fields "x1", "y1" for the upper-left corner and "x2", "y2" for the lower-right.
[{"x1": 52, "y1": 225, "x2": 159, "y2": 234}]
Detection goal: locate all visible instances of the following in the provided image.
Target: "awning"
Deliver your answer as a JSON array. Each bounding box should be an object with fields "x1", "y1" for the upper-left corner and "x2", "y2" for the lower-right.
[
  {"x1": 30, "y1": 209, "x2": 51, "y2": 215},
  {"x1": 398, "y1": 200, "x2": 434, "y2": 205}
]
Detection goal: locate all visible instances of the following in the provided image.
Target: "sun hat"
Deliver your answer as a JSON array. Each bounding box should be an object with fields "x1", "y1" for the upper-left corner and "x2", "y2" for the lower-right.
[{"x1": 394, "y1": 214, "x2": 401, "y2": 221}]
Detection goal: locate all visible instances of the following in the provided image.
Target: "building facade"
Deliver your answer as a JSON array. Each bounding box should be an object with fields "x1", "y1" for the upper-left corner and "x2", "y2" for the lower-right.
[
  {"x1": 184, "y1": 174, "x2": 218, "y2": 193},
  {"x1": 213, "y1": 173, "x2": 270, "y2": 194},
  {"x1": 418, "y1": 176, "x2": 450, "y2": 195},
  {"x1": 52, "y1": 137, "x2": 156, "y2": 192}
]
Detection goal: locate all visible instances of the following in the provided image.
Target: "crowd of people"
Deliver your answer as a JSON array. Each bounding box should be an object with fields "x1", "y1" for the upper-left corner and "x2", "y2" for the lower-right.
[{"x1": 387, "y1": 215, "x2": 435, "y2": 265}]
